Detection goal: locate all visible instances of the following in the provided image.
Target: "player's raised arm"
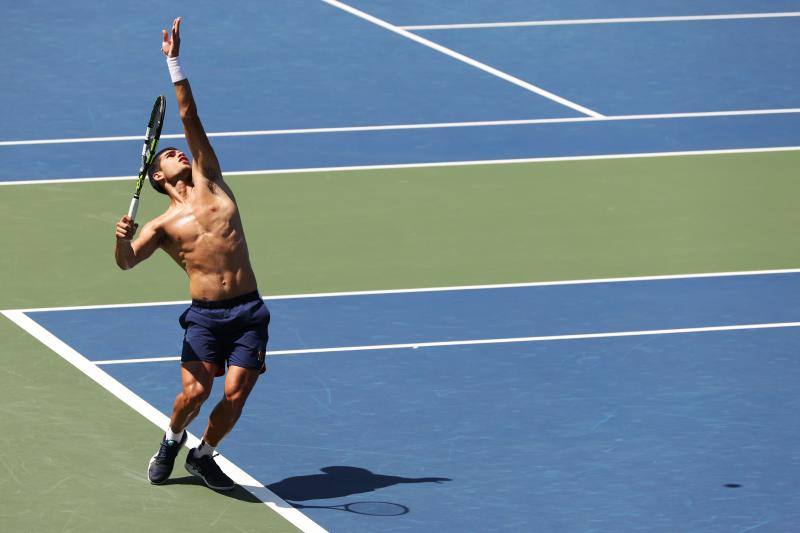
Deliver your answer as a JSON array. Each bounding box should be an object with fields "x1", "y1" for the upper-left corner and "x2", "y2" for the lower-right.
[{"x1": 162, "y1": 17, "x2": 222, "y2": 182}]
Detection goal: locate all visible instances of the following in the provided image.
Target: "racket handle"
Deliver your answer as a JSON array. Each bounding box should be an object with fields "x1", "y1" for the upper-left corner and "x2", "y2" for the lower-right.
[{"x1": 127, "y1": 196, "x2": 139, "y2": 221}]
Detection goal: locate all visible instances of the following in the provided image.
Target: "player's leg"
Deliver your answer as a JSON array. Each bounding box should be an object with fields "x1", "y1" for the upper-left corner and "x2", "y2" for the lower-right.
[
  {"x1": 148, "y1": 307, "x2": 223, "y2": 485},
  {"x1": 203, "y1": 365, "x2": 261, "y2": 445},
  {"x1": 185, "y1": 366, "x2": 260, "y2": 490},
  {"x1": 172, "y1": 315, "x2": 226, "y2": 432},
  {"x1": 148, "y1": 360, "x2": 218, "y2": 484},
  {"x1": 198, "y1": 297, "x2": 268, "y2": 446},
  {"x1": 184, "y1": 296, "x2": 268, "y2": 490},
  {"x1": 170, "y1": 360, "x2": 219, "y2": 432}
]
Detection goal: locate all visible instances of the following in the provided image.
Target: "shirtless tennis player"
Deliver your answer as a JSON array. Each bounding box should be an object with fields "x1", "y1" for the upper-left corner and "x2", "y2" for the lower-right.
[{"x1": 114, "y1": 17, "x2": 268, "y2": 491}]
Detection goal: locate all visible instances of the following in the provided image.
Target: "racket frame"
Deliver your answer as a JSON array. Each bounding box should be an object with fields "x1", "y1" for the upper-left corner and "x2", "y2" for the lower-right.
[{"x1": 127, "y1": 95, "x2": 166, "y2": 221}]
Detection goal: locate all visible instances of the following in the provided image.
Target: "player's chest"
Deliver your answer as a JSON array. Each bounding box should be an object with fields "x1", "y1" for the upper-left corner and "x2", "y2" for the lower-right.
[{"x1": 165, "y1": 201, "x2": 239, "y2": 242}]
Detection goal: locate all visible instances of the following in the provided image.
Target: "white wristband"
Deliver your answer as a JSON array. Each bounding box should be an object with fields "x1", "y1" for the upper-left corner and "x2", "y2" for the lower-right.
[{"x1": 166, "y1": 56, "x2": 186, "y2": 83}]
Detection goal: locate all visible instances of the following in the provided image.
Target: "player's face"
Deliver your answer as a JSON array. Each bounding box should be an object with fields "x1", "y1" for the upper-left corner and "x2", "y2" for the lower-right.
[{"x1": 158, "y1": 149, "x2": 191, "y2": 183}]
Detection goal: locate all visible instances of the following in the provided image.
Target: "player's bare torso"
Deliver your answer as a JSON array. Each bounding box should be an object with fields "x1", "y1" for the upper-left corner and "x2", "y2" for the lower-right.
[{"x1": 154, "y1": 175, "x2": 258, "y2": 301}]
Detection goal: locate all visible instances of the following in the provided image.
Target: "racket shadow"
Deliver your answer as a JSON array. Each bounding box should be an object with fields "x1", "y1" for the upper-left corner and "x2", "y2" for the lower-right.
[{"x1": 293, "y1": 500, "x2": 410, "y2": 516}]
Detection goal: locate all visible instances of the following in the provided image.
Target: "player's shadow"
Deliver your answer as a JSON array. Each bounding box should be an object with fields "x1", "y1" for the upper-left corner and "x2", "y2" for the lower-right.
[{"x1": 267, "y1": 466, "x2": 451, "y2": 502}]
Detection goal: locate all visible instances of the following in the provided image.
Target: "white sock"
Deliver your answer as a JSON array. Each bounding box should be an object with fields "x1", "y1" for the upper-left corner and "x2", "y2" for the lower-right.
[
  {"x1": 165, "y1": 427, "x2": 184, "y2": 443},
  {"x1": 193, "y1": 440, "x2": 215, "y2": 458}
]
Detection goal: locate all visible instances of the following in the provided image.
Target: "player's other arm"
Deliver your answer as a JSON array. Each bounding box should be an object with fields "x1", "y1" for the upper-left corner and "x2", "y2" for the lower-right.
[
  {"x1": 114, "y1": 216, "x2": 163, "y2": 270},
  {"x1": 162, "y1": 17, "x2": 222, "y2": 183}
]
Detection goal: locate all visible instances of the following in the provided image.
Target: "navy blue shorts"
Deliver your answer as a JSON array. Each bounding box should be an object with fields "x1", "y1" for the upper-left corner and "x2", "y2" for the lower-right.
[{"x1": 179, "y1": 290, "x2": 270, "y2": 376}]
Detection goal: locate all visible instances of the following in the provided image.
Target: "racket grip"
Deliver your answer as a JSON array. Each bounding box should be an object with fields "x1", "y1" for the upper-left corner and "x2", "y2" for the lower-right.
[{"x1": 127, "y1": 196, "x2": 139, "y2": 221}]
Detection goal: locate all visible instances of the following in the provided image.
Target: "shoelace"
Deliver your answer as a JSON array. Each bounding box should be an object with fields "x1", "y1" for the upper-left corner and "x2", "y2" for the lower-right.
[{"x1": 155, "y1": 440, "x2": 178, "y2": 464}]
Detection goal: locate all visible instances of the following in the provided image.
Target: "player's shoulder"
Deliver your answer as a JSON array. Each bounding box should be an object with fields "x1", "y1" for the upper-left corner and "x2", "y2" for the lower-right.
[
  {"x1": 142, "y1": 210, "x2": 173, "y2": 234},
  {"x1": 192, "y1": 166, "x2": 227, "y2": 191},
  {"x1": 191, "y1": 173, "x2": 236, "y2": 205}
]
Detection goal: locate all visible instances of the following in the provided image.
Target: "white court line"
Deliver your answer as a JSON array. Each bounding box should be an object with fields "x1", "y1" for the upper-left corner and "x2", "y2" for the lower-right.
[
  {"x1": 0, "y1": 310, "x2": 327, "y2": 533},
  {"x1": 10, "y1": 267, "x2": 800, "y2": 314},
  {"x1": 89, "y1": 320, "x2": 800, "y2": 365},
  {"x1": 2, "y1": 144, "x2": 800, "y2": 187},
  {"x1": 320, "y1": 0, "x2": 603, "y2": 118},
  {"x1": 401, "y1": 11, "x2": 800, "y2": 30},
  {"x1": 3, "y1": 107, "x2": 799, "y2": 147}
]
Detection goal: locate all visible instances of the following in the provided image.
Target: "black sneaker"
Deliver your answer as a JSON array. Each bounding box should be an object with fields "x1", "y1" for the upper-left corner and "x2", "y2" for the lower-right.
[
  {"x1": 147, "y1": 431, "x2": 187, "y2": 484},
  {"x1": 185, "y1": 449, "x2": 235, "y2": 491}
]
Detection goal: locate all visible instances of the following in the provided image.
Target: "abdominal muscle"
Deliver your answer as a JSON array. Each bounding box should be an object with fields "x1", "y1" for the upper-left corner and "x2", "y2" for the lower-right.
[{"x1": 161, "y1": 205, "x2": 259, "y2": 302}]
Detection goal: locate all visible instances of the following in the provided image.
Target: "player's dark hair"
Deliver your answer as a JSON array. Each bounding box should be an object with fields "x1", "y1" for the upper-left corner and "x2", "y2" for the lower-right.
[{"x1": 147, "y1": 147, "x2": 175, "y2": 195}]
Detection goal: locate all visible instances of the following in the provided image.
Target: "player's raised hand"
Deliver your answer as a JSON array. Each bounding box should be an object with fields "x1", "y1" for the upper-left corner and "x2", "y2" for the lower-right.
[{"x1": 162, "y1": 17, "x2": 181, "y2": 57}]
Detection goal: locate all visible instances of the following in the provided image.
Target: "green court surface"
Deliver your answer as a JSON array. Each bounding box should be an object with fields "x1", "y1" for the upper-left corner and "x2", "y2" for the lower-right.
[{"x1": 2, "y1": 151, "x2": 799, "y2": 531}]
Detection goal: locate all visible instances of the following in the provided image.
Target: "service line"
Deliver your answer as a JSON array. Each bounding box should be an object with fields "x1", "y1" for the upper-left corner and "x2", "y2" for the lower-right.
[{"x1": 91, "y1": 321, "x2": 800, "y2": 365}]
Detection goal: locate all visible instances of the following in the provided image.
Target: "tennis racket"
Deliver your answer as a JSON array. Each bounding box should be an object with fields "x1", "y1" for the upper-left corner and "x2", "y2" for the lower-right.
[{"x1": 127, "y1": 95, "x2": 166, "y2": 221}]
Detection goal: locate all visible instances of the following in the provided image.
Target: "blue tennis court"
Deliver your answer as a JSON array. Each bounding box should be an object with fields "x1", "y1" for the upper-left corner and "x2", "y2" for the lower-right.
[
  {"x1": 13, "y1": 271, "x2": 800, "y2": 532},
  {"x1": 3, "y1": 0, "x2": 800, "y2": 531}
]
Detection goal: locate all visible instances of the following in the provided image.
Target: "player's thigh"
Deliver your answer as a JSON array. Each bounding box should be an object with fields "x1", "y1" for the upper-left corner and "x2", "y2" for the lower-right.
[{"x1": 180, "y1": 360, "x2": 218, "y2": 400}]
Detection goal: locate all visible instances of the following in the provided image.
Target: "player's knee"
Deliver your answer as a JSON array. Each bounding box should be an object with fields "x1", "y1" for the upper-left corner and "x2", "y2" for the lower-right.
[
  {"x1": 223, "y1": 389, "x2": 248, "y2": 411},
  {"x1": 183, "y1": 383, "x2": 211, "y2": 406}
]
